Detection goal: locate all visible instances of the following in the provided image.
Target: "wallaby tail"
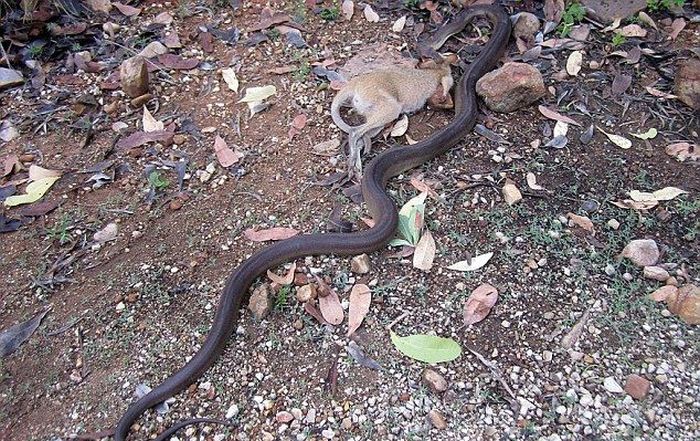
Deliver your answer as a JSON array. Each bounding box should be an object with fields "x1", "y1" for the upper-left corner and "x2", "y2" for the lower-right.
[{"x1": 330, "y1": 88, "x2": 357, "y2": 134}]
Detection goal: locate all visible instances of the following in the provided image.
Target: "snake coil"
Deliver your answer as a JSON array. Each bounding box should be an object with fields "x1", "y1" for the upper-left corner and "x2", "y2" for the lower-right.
[{"x1": 113, "y1": 5, "x2": 511, "y2": 440}]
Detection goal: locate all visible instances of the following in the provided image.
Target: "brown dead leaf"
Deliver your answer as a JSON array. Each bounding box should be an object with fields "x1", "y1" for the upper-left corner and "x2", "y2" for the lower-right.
[
  {"x1": 249, "y1": 11, "x2": 290, "y2": 32},
  {"x1": 2, "y1": 155, "x2": 20, "y2": 178},
  {"x1": 157, "y1": 54, "x2": 199, "y2": 70},
  {"x1": 645, "y1": 86, "x2": 677, "y2": 99},
  {"x1": 268, "y1": 66, "x2": 296, "y2": 75},
  {"x1": 665, "y1": 142, "x2": 699, "y2": 162},
  {"x1": 620, "y1": 239, "x2": 659, "y2": 267},
  {"x1": 314, "y1": 275, "x2": 344, "y2": 325},
  {"x1": 668, "y1": 18, "x2": 686, "y2": 41},
  {"x1": 567, "y1": 212, "x2": 595, "y2": 235},
  {"x1": 304, "y1": 301, "x2": 329, "y2": 325},
  {"x1": 502, "y1": 179, "x2": 522, "y2": 206},
  {"x1": 116, "y1": 130, "x2": 174, "y2": 150},
  {"x1": 214, "y1": 136, "x2": 244, "y2": 167},
  {"x1": 113, "y1": 2, "x2": 141, "y2": 17},
  {"x1": 28, "y1": 165, "x2": 62, "y2": 180},
  {"x1": 543, "y1": 0, "x2": 564, "y2": 23},
  {"x1": 347, "y1": 284, "x2": 371, "y2": 336},
  {"x1": 412, "y1": 230, "x2": 436, "y2": 271},
  {"x1": 288, "y1": 114, "x2": 308, "y2": 140},
  {"x1": 538, "y1": 105, "x2": 581, "y2": 126},
  {"x1": 410, "y1": 177, "x2": 439, "y2": 199},
  {"x1": 611, "y1": 74, "x2": 632, "y2": 96},
  {"x1": 617, "y1": 24, "x2": 646, "y2": 38},
  {"x1": 464, "y1": 283, "x2": 498, "y2": 326},
  {"x1": 243, "y1": 227, "x2": 299, "y2": 242},
  {"x1": 611, "y1": 199, "x2": 658, "y2": 210},
  {"x1": 267, "y1": 262, "x2": 296, "y2": 285}
]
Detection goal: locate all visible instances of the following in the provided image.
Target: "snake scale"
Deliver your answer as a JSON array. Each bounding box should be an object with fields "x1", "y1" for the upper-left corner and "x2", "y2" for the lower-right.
[{"x1": 113, "y1": 5, "x2": 511, "y2": 440}]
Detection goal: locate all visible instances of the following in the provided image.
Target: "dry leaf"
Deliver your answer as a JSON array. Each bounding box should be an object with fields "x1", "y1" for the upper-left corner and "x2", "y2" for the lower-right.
[
  {"x1": 243, "y1": 227, "x2": 299, "y2": 242},
  {"x1": 94, "y1": 222, "x2": 118, "y2": 242},
  {"x1": 567, "y1": 212, "x2": 595, "y2": 235},
  {"x1": 617, "y1": 24, "x2": 646, "y2": 38},
  {"x1": 142, "y1": 106, "x2": 164, "y2": 132},
  {"x1": 341, "y1": 0, "x2": 354, "y2": 20},
  {"x1": 221, "y1": 68, "x2": 239, "y2": 92},
  {"x1": 502, "y1": 179, "x2": 522, "y2": 206},
  {"x1": 620, "y1": 239, "x2": 659, "y2": 267},
  {"x1": 611, "y1": 74, "x2": 632, "y2": 96},
  {"x1": 288, "y1": 114, "x2": 308, "y2": 140},
  {"x1": 526, "y1": 172, "x2": 545, "y2": 191},
  {"x1": 312, "y1": 139, "x2": 341, "y2": 156},
  {"x1": 28, "y1": 165, "x2": 61, "y2": 180},
  {"x1": 566, "y1": 51, "x2": 583, "y2": 76},
  {"x1": 611, "y1": 199, "x2": 658, "y2": 210},
  {"x1": 4, "y1": 177, "x2": 60, "y2": 207},
  {"x1": 409, "y1": 177, "x2": 439, "y2": 199},
  {"x1": 538, "y1": 105, "x2": 581, "y2": 126},
  {"x1": 315, "y1": 275, "x2": 344, "y2": 325},
  {"x1": 463, "y1": 283, "x2": 498, "y2": 326},
  {"x1": 363, "y1": 4, "x2": 379, "y2": 23},
  {"x1": 665, "y1": 142, "x2": 699, "y2": 162},
  {"x1": 447, "y1": 252, "x2": 494, "y2": 272},
  {"x1": 304, "y1": 301, "x2": 329, "y2": 325},
  {"x1": 213, "y1": 136, "x2": 244, "y2": 167},
  {"x1": 2, "y1": 155, "x2": 20, "y2": 178},
  {"x1": 113, "y1": 1, "x2": 141, "y2": 17},
  {"x1": 543, "y1": 0, "x2": 564, "y2": 23},
  {"x1": 138, "y1": 41, "x2": 168, "y2": 58},
  {"x1": 598, "y1": 127, "x2": 632, "y2": 149},
  {"x1": 630, "y1": 128, "x2": 657, "y2": 140},
  {"x1": 347, "y1": 284, "x2": 371, "y2": 336},
  {"x1": 668, "y1": 18, "x2": 686, "y2": 41},
  {"x1": 637, "y1": 12, "x2": 657, "y2": 31},
  {"x1": 238, "y1": 85, "x2": 276, "y2": 103},
  {"x1": 267, "y1": 262, "x2": 296, "y2": 285},
  {"x1": 413, "y1": 230, "x2": 435, "y2": 271},
  {"x1": 390, "y1": 114, "x2": 408, "y2": 137},
  {"x1": 601, "y1": 18, "x2": 622, "y2": 33},
  {"x1": 650, "y1": 186, "x2": 687, "y2": 201},
  {"x1": 392, "y1": 16, "x2": 407, "y2": 32},
  {"x1": 645, "y1": 86, "x2": 677, "y2": 99}
]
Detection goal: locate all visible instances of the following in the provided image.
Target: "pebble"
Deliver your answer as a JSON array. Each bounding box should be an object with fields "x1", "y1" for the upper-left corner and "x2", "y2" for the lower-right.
[
  {"x1": 422, "y1": 369, "x2": 448, "y2": 393},
  {"x1": 603, "y1": 377, "x2": 624, "y2": 394},
  {"x1": 351, "y1": 254, "x2": 371, "y2": 274},
  {"x1": 607, "y1": 218, "x2": 620, "y2": 229},
  {"x1": 296, "y1": 284, "x2": 316, "y2": 302},
  {"x1": 625, "y1": 374, "x2": 651, "y2": 400},
  {"x1": 427, "y1": 409, "x2": 447, "y2": 429},
  {"x1": 225, "y1": 403, "x2": 239, "y2": 419},
  {"x1": 321, "y1": 429, "x2": 335, "y2": 439}
]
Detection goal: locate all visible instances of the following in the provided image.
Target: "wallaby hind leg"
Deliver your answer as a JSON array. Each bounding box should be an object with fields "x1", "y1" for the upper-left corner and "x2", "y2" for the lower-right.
[{"x1": 347, "y1": 99, "x2": 402, "y2": 176}]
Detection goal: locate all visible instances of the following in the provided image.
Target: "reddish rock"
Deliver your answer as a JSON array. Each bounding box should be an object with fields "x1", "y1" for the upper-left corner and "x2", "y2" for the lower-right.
[
  {"x1": 120, "y1": 56, "x2": 149, "y2": 98},
  {"x1": 476, "y1": 62, "x2": 546, "y2": 113},
  {"x1": 624, "y1": 374, "x2": 651, "y2": 400},
  {"x1": 422, "y1": 368, "x2": 448, "y2": 393},
  {"x1": 675, "y1": 58, "x2": 700, "y2": 110}
]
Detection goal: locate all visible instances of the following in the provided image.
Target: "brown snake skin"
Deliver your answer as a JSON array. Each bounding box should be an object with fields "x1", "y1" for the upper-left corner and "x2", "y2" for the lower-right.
[{"x1": 113, "y1": 5, "x2": 511, "y2": 440}]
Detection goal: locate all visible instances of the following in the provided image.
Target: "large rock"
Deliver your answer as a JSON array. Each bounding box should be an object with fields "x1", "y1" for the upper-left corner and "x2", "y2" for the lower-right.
[
  {"x1": 675, "y1": 58, "x2": 700, "y2": 110},
  {"x1": 580, "y1": 0, "x2": 646, "y2": 23},
  {"x1": 0, "y1": 68, "x2": 24, "y2": 90},
  {"x1": 476, "y1": 62, "x2": 546, "y2": 113},
  {"x1": 120, "y1": 56, "x2": 149, "y2": 98}
]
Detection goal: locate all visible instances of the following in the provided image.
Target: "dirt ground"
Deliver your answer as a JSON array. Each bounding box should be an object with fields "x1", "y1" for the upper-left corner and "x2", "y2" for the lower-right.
[{"x1": 0, "y1": 1, "x2": 698, "y2": 441}]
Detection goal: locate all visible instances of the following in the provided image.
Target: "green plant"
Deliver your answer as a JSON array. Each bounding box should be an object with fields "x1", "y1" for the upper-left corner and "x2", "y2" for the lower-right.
[
  {"x1": 557, "y1": 2, "x2": 585, "y2": 37},
  {"x1": 611, "y1": 33, "x2": 626, "y2": 47},
  {"x1": 403, "y1": 0, "x2": 419, "y2": 7},
  {"x1": 293, "y1": 57, "x2": 311, "y2": 82},
  {"x1": 646, "y1": 0, "x2": 685, "y2": 11},
  {"x1": 266, "y1": 28, "x2": 281, "y2": 41},
  {"x1": 46, "y1": 213, "x2": 72, "y2": 244},
  {"x1": 319, "y1": 1, "x2": 340, "y2": 21},
  {"x1": 275, "y1": 285, "x2": 291, "y2": 310},
  {"x1": 148, "y1": 170, "x2": 169, "y2": 191}
]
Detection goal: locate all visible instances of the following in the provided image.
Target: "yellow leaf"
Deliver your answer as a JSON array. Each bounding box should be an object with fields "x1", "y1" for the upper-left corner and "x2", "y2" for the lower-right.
[{"x1": 4, "y1": 176, "x2": 59, "y2": 207}]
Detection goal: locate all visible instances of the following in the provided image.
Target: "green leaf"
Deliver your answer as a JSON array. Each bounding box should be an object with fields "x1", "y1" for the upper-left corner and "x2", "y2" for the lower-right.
[
  {"x1": 388, "y1": 238, "x2": 414, "y2": 247},
  {"x1": 390, "y1": 331, "x2": 461, "y2": 363},
  {"x1": 396, "y1": 192, "x2": 426, "y2": 245}
]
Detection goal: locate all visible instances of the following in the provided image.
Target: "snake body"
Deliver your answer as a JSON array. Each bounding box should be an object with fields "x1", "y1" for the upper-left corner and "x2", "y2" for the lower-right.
[{"x1": 114, "y1": 5, "x2": 510, "y2": 440}]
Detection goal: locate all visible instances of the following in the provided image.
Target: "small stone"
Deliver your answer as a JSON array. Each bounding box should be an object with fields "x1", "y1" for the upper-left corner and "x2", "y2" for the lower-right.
[
  {"x1": 225, "y1": 404, "x2": 239, "y2": 419},
  {"x1": 607, "y1": 219, "x2": 620, "y2": 230},
  {"x1": 604, "y1": 264, "x2": 616, "y2": 276},
  {"x1": 476, "y1": 62, "x2": 547, "y2": 113},
  {"x1": 295, "y1": 284, "x2": 316, "y2": 302},
  {"x1": 304, "y1": 408, "x2": 316, "y2": 424},
  {"x1": 603, "y1": 376, "x2": 624, "y2": 394},
  {"x1": 580, "y1": 394, "x2": 593, "y2": 407},
  {"x1": 276, "y1": 411, "x2": 294, "y2": 423},
  {"x1": 624, "y1": 374, "x2": 651, "y2": 400},
  {"x1": 643, "y1": 266, "x2": 670, "y2": 282},
  {"x1": 120, "y1": 56, "x2": 149, "y2": 98},
  {"x1": 292, "y1": 319, "x2": 304, "y2": 330},
  {"x1": 351, "y1": 254, "x2": 371, "y2": 274},
  {"x1": 293, "y1": 272, "x2": 308, "y2": 286},
  {"x1": 426, "y1": 409, "x2": 447, "y2": 429},
  {"x1": 104, "y1": 101, "x2": 119, "y2": 114},
  {"x1": 622, "y1": 272, "x2": 634, "y2": 282},
  {"x1": 341, "y1": 417, "x2": 352, "y2": 430},
  {"x1": 173, "y1": 134, "x2": 187, "y2": 145},
  {"x1": 422, "y1": 369, "x2": 448, "y2": 393},
  {"x1": 620, "y1": 239, "x2": 660, "y2": 267},
  {"x1": 512, "y1": 12, "x2": 540, "y2": 40},
  {"x1": 115, "y1": 302, "x2": 126, "y2": 312},
  {"x1": 248, "y1": 284, "x2": 272, "y2": 319},
  {"x1": 321, "y1": 429, "x2": 335, "y2": 439},
  {"x1": 0, "y1": 67, "x2": 24, "y2": 89}
]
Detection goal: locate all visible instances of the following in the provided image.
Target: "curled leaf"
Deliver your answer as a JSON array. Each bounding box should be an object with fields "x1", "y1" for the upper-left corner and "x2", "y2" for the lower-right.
[
  {"x1": 630, "y1": 128, "x2": 657, "y2": 140},
  {"x1": 390, "y1": 114, "x2": 409, "y2": 137},
  {"x1": 214, "y1": 136, "x2": 244, "y2": 167},
  {"x1": 447, "y1": 252, "x2": 493, "y2": 272},
  {"x1": 267, "y1": 262, "x2": 296, "y2": 285},
  {"x1": 363, "y1": 5, "x2": 379, "y2": 23},
  {"x1": 598, "y1": 127, "x2": 632, "y2": 149},
  {"x1": 221, "y1": 68, "x2": 239, "y2": 92},
  {"x1": 412, "y1": 229, "x2": 435, "y2": 271},
  {"x1": 538, "y1": 105, "x2": 581, "y2": 126},
  {"x1": 526, "y1": 172, "x2": 545, "y2": 191},
  {"x1": 243, "y1": 227, "x2": 298, "y2": 242},
  {"x1": 4, "y1": 177, "x2": 60, "y2": 207},
  {"x1": 142, "y1": 106, "x2": 164, "y2": 132}
]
